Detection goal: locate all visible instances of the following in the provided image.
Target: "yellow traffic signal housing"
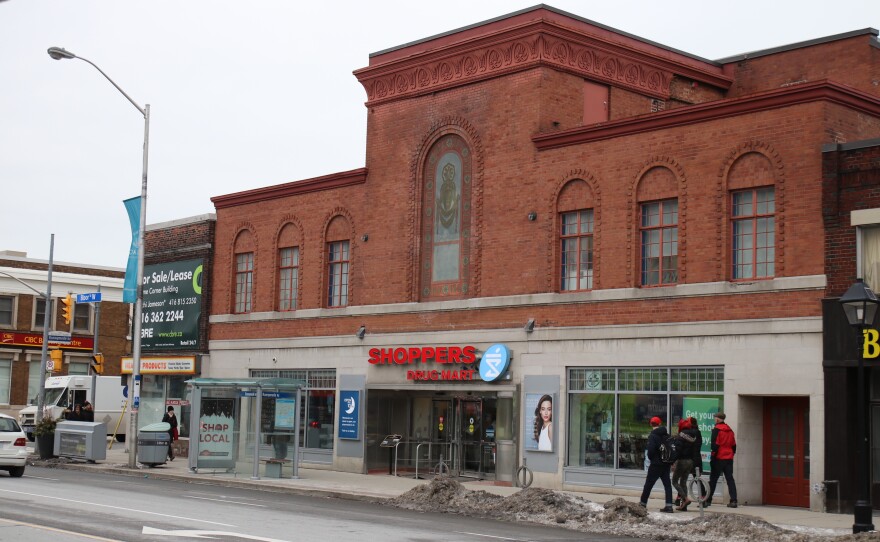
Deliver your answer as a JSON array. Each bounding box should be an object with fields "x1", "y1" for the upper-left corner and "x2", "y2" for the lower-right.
[
  {"x1": 91, "y1": 353, "x2": 105, "y2": 375},
  {"x1": 49, "y1": 349, "x2": 63, "y2": 372},
  {"x1": 61, "y1": 294, "x2": 74, "y2": 325}
]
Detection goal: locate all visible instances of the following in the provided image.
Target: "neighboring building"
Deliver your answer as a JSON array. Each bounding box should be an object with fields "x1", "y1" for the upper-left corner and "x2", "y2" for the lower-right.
[
  {"x1": 0, "y1": 250, "x2": 129, "y2": 418},
  {"x1": 206, "y1": 6, "x2": 880, "y2": 510},
  {"x1": 125, "y1": 214, "x2": 215, "y2": 446},
  {"x1": 822, "y1": 138, "x2": 880, "y2": 511}
]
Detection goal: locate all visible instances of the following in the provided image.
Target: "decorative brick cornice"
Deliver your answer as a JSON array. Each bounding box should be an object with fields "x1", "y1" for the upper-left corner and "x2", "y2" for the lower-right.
[
  {"x1": 212, "y1": 168, "x2": 367, "y2": 210},
  {"x1": 533, "y1": 80, "x2": 880, "y2": 150},
  {"x1": 356, "y1": 19, "x2": 730, "y2": 106}
]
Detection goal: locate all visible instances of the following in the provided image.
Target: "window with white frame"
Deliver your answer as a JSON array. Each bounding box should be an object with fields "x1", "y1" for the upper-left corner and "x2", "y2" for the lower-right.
[
  {"x1": 640, "y1": 199, "x2": 678, "y2": 286},
  {"x1": 73, "y1": 303, "x2": 91, "y2": 333},
  {"x1": 860, "y1": 226, "x2": 880, "y2": 291},
  {"x1": 28, "y1": 359, "x2": 41, "y2": 405},
  {"x1": 68, "y1": 360, "x2": 89, "y2": 375},
  {"x1": 234, "y1": 252, "x2": 254, "y2": 314},
  {"x1": 33, "y1": 298, "x2": 53, "y2": 330},
  {"x1": 327, "y1": 241, "x2": 349, "y2": 307},
  {"x1": 560, "y1": 209, "x2": 594, "y2": 291},
  {"x1": 0, "y1": 295, "x2": 14, "y2": 328},
  {"x1": 278, "y1": 246, "x2": 299, "y2": 311}
]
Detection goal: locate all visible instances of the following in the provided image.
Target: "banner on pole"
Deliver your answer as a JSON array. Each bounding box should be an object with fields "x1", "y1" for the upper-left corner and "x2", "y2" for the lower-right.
[{"x1": 123, "y1": 196, "x2": 141, "y2": 303}]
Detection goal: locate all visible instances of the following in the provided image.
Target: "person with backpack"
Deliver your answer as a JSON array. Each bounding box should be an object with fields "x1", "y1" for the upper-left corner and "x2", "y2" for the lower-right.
[
  {"x1": 706, "y1": 412, "x2": 738, "y2": 508},
  {"x1": 672, "y1": 418, "x2": 699, "y2": 510},
  {"x1": 639, "y1": 416, "x2": 674, "y2": 513}
]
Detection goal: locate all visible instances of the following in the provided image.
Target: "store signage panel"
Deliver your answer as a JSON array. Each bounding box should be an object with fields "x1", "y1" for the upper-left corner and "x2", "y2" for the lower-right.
[
  {"x1": 122, "y1": 356, "x2": 196, "y2": 374},
  {"x1": 1, "y1": 331, "x2": 93, "y2": 351},
  {"x1": 367, "y1": 345, "x2": 511, "y2": 382},
  {"x1": 338, "y1": 390, "x2": 360, "y2": 440},
  {"x1": 141, "y1": 258, "x2": 203, "y2": 351}
]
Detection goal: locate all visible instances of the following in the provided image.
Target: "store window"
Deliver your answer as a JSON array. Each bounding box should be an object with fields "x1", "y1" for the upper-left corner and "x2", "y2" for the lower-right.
[
  {"x1": 0, "y1": 357, "x2": 11, "y2": 404},
  {"x1": 28, "y1": 359, "x2": 41, "y2": 405},
  {"x1": 68, "y1": 361, "x2": 88, "y2": 375},
  {"x1": 732, "y1": 187, "x2": 775, "y2": 280},
  {"x1": 0, "y1": 295, "x2": 14, "y2": 327},
  {"x1": 568, "y1": 367, "x2": 723, "y2": 471},
  {"x1": 640, "y1": 199, "x2": 678, "y2": 286},
  {"x1": 251, "y1": 369, "x2": 336, "y2": 450},
  {"x1": 560, "y1": 209, "x2": 594, "y2": 291}
]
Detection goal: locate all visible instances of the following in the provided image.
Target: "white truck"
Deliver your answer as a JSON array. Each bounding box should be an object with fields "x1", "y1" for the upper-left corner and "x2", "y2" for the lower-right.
[{"x1": 19, "y1": 375, "x2": 129, "y2": 442}]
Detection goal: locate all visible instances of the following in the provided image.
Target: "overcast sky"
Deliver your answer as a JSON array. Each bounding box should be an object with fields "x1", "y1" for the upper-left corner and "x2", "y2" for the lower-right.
[{"x1": 2, "y1": 1, "x2": 877, "y2": 269}]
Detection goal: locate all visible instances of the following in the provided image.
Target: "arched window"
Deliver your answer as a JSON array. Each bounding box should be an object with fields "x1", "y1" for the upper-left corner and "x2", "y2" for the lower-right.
[{"x1": 420, "y1": 134, "x2": 472, "y2": 300}]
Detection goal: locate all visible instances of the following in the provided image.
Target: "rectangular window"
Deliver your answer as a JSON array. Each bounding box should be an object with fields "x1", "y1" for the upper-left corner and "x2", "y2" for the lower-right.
[
  {"x1": 560, "y1": 210, "x2": 594, "y2": 291},
  {"x1": 68, "y1": 361, "x2": 89, "y2": 375},
  {"x1": 28, "y1": 360, "x2": 41, "y2": 405},
  {"x1": 73, "y1": 303, "x2": 91, "y2": 332},
  {"x1": 732, "y1": 187, "x2": 775, "y2": 279},
  {"x1": 250, "y1": 369, "x2": 336, "y2": 451},
  {"x1": 234, "y1": 252, "x2": 254, "y2": 313},
  {"x1": 861, "y1": 226, "x2": 880, "y2": 291},
  {"x1": 278, "y1": 247, "x2": 299, "y2": 311},
  {"x1": 0, "y1": 358, "x2": 10, "y2": 404},
  {"x1": 34, "y1": 298, "x2": 53, "y2": 330},
  {"x1": 327, "y1": 241, "x2": 349, "y2": 307},
  {"x1": 0, "y1": 295, "x2": 13, "y2": 327},
  {"x1": 567, "y1": 366, "x2": 723, "y2": 472},
  {"x1": 640, "y1": 199, "x2": 678, "y2": 286}
]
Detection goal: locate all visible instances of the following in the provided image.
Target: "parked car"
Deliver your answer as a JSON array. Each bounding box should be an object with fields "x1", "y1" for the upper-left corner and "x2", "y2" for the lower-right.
[{"x1": 0, "y1": 413, "x2": 28, "y2": 477}]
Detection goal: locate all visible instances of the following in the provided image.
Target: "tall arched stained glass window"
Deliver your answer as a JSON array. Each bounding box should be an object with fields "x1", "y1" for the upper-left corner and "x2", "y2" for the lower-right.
[{"x1": 420, "y1": 135, "x2": 471, "y2": 300}]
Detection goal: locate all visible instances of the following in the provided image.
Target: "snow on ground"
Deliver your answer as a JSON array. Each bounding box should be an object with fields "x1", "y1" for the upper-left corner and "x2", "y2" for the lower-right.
[{"x1": 386, "y1": 477, "x2": 880, "y2": 542}]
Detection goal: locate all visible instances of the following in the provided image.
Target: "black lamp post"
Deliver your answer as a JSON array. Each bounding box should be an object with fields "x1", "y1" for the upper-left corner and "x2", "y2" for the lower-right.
[{"x1": 839, "y1": 278, "x2": 879, "y2": 533}]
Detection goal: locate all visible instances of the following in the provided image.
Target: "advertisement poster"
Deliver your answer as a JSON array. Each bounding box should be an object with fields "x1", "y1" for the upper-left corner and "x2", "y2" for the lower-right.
[
  {"x1": 524, "y1": 393, "x2": 555, "y2": 452},
  {"x1": 683, "y1": 397, "x2": 720, "y2": 473},
  {"x1": 197, "y1": 398, "x2": 235, "y2": 469},
  {"x1": 338, "y1": 390, "x2": 360, "y2": 440},
  {"x1": 141, "y1": 258, "x2": 203, "y2": 351},
  {"x1": 274, "y1": 398, "x2": 296, "y2": 430}
]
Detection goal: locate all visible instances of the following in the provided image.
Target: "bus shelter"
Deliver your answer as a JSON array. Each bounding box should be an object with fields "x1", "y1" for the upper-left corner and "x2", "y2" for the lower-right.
[{"x1": 186, "y1": 377, "x2": 304, "y2": 479}]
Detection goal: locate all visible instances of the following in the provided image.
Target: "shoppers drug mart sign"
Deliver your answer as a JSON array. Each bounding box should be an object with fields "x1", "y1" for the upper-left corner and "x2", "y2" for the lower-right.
[{"x1": 367, "y1": 344, "x2": 510, "y2": 382}]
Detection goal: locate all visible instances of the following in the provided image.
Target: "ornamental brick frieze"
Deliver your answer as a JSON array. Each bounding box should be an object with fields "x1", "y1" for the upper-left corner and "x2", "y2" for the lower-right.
[{"x1": 357, "y1": 32, "x2": 674, "y2": 105}]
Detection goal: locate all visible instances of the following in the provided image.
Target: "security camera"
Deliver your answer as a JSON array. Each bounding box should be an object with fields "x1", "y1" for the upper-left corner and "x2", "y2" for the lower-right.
[{"x1": 272, "y1": 357, "x2": 277, "y2": 363}]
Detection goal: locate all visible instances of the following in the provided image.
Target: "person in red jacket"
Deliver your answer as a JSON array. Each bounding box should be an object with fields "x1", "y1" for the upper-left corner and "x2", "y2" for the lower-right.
[{"x1": 706, "y1": 412, "x2": 738, "y2": 508}]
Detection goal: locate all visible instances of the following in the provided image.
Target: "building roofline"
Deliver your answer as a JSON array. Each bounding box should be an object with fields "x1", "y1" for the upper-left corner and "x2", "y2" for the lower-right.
[
  {"x1": 822, "y1": 137, "x2": 880, "y2": 153},
  {"x1": 146, "y1": 213, "x2": 216, "y2": 232},
  {"x1": 716, "y1": 28, "x2": 879, "y2": 63},
  {"x1": 211, "y1": 168, "x2": 368, "y2": 209},
  {"x1": 369, "y1": 4, "x2": 720, "y2": 66}
]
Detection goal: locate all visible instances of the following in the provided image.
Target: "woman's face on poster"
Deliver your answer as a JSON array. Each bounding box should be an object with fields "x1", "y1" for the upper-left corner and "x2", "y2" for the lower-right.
[{"x1": 539, "y1": 400, "x2": 552, "y2": 424}]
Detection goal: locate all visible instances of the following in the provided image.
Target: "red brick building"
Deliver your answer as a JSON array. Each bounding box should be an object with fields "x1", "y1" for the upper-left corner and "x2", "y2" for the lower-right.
[{"x1": 207, "y1": 6, "x2": 880, "y2": 510}]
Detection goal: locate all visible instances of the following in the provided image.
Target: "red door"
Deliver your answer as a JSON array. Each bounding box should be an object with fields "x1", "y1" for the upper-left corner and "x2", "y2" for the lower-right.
[{"x1": 763, "y1": 397, "x2": 810, "y2": 507}]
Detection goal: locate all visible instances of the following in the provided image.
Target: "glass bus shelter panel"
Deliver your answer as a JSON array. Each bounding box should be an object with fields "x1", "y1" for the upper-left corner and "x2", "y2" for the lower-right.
[{"x1": 195, "y1": 394, "x2": 240, "y2": 471}]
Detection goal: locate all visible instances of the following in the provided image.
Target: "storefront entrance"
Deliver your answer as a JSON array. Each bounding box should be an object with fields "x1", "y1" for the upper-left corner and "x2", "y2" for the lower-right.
[
  {"x1": 367, "y1": 390, "x2": 505, "y2": 480},
  {"x1": 763, "y1": 397, "x2": 810, "y2": 507}
]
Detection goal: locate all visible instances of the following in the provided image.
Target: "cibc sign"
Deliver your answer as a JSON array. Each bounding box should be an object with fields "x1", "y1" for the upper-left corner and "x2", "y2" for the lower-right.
[{"x1": 368, "y1": 344, "x2": 510, "y2": 382}]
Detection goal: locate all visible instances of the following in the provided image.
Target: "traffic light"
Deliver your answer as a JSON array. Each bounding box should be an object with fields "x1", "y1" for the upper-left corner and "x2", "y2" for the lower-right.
[
  {"x1": 49, "y1": 349, "x2": 63, "y2": 372},
  {"x1": 61, "y1": 294, "x2": 74, "y2": 325},
  {"x1": 91, "y1": 353, "x2": 105, "y2": 375}
]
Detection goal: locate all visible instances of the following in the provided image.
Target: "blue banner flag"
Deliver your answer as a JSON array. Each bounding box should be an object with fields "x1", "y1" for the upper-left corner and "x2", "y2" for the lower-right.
[{"x1": 123, "y1": 196, "x2": 141, "y2": 303}]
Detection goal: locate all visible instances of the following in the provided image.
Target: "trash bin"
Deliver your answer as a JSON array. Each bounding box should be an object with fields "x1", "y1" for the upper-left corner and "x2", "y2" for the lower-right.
[{"x1": 138, "y1": 422, "x2": 171, "y2": 467}]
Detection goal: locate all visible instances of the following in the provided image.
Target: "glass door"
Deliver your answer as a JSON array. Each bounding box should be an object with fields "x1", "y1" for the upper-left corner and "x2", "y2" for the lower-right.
[
  {"x1": 431, "y1": 399, "x2": 453, "y2": 469},
  {"x1": 457, "y1": 398, "x2": 482, "y2": 477}
]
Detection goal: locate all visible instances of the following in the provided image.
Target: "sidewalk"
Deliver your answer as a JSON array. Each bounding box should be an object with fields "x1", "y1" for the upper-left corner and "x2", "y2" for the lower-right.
[{"x1": 28, "y1": 443, "x2": 856, "y2": 536}]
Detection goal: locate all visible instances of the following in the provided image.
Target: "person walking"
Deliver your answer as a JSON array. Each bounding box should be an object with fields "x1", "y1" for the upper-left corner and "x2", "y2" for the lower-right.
[
  {"x1": 162, "y1": 406, "x2": 179, "y2": 461},
  {"x1": 706, "y1": 412, "x2": 738, "y2": 508},
  {"x1": 672, "y1": 418, "x2": 698, "y2": 511},
  {"x1": 689, "y1": 416, "x2": 707, "y2": 503},
  {"x1": 639, "y1": 416, "x2": 674, "y2": 513}
]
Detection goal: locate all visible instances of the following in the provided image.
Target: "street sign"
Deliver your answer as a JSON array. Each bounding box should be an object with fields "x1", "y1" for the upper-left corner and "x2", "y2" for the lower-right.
[
  {"x1": 76, "y1": 292, "x2": 102, "y2": 303},
  {"x1": 47, "y1": 331, "x2": 72, "y2": 344}
]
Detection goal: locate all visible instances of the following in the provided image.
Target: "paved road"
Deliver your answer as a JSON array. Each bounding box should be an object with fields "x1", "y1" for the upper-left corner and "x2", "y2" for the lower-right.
[{"x1": 0, "y1": 467, "x2": 640, "y2": 541}]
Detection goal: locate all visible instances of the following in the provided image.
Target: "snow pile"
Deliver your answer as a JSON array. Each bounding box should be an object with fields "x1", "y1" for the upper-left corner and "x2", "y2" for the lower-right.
[{"x1": 387, "y1": 477, "x2": 880, "y2": 541}]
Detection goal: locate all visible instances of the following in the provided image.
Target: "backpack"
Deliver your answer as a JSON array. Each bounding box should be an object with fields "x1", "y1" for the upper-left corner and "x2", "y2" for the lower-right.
[{"x1": 659, "y1": 435, "x2": 680, "y2": 464}]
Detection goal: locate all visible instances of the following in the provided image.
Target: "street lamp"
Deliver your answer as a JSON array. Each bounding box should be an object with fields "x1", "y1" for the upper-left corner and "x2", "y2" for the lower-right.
[
  {"x1": 48, "y1": 47, "x2": 148, "y2": 468},
  {"x1": 839, "y1": 278, "x2": 878, "y2": 534}
]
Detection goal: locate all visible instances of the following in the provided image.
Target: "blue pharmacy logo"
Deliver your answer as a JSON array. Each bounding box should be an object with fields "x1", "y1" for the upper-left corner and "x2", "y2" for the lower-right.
[{"x1": 479, "y1": 344, "x2": 510, "y2": 382}]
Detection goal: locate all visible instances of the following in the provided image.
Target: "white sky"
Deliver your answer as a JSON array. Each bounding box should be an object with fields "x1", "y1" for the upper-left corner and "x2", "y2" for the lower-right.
[{"x1": 1, "y1": 1, "x2": 877, "y2": 268}]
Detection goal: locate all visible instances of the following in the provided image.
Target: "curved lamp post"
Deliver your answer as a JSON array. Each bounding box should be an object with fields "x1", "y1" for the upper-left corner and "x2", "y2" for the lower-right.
[
  {"x1": 839, "y1": 278, "x2": 878, "y2": 534},
  {"x1": 48, "y1": 47, "x2": 148, "y2": 469}
]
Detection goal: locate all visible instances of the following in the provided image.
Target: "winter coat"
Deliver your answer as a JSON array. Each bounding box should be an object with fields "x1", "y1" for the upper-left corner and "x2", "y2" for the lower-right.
[
  {"x1": 691, "y1": 426, "x2": 704, "y2": 465},
  {"x1": 646, "y1": 425, "x2": 669, "y2": 465},
  {"x1": 676, "y1": 428, "x2": 699, "y2": 460},
  {"x1": 711, "y1": 422, "x2": 736, "y2": 460}
]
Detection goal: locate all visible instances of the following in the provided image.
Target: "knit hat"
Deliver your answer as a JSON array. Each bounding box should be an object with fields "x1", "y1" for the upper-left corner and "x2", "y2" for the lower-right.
[
  {"x1": 714, "y1": 412, "x2": 726, "y2": 420},
  {"x1": 678, "y1": 418, "x2": 691, "y2": 431},
  {"x1": 650, "y1": 416, "x2": 662, "y2": 426}
]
